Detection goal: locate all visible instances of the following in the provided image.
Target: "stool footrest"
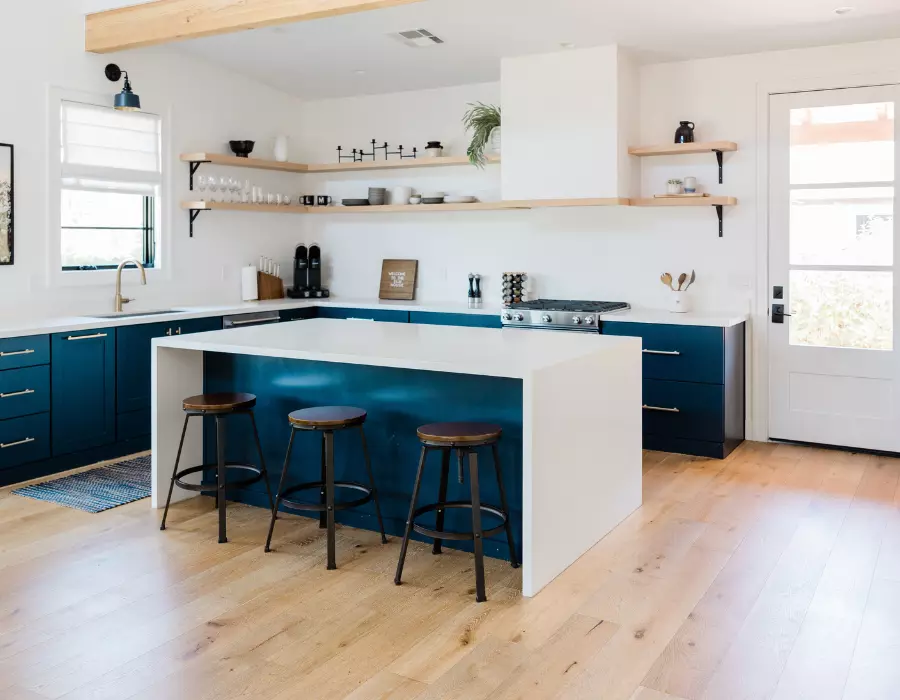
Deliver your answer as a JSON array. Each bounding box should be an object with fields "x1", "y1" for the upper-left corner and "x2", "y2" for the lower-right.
[
  {"x1": 279, "y1": 481, "x2": 374, "y2": 513},
  {"x1": 411, "y1": 501, "x2": 508, "y2": 541},
  {"x1": 174, "y1": 463, "x2": 265, "y2": 492}
]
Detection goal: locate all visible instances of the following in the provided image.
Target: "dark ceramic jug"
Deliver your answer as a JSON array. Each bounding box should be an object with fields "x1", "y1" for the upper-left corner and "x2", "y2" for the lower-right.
[{"x1": 675, "y1": 121, "x2": 695, "y2": 144}]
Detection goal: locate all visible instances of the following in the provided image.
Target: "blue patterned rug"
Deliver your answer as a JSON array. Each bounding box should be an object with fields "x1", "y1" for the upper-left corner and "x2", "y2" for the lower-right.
[{"x1": 12, "y1": 455, "x2": 151, "y2": 513}]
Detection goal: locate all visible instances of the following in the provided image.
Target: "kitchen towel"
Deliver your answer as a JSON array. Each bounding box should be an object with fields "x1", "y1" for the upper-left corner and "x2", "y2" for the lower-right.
[{"x1": 241, "y1": 264, "x2": 259, "y2": 301}]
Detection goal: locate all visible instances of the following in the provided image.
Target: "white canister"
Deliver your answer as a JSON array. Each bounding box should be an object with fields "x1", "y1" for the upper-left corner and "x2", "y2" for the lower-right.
[
  {"x1": 668, "y1": 291, "x2": 692, "y2": 313},
  {"x1": 684, "y1": 176, "x2": 697, "y2": 193},
  {"x1": 273, "y1": 135, "x2": 289, "y2": 163},
  {"x1": 392, "y1": 186, "x2": 413, "y2": 205}
]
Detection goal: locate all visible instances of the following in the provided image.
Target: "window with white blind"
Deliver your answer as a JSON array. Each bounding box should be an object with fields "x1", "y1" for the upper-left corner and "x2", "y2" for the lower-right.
[{"x1": 59, "y1": 101, "x2": 161, "y2": 271}]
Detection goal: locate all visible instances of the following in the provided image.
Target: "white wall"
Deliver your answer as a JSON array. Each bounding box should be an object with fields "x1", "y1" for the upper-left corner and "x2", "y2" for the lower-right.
[{"x1": 0, "y1": 0, "x2": 307, "y2": 318}]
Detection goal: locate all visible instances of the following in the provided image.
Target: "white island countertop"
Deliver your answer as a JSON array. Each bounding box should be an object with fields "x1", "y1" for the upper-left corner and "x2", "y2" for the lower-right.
[{"x1": 154, "y1": 317, "x2": 637, "y2": 379}]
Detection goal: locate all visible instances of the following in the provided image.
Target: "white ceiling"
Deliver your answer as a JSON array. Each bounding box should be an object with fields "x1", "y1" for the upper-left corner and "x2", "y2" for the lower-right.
[{"x1": 140, "y1": 0, "x2": 900, "y2": 100}]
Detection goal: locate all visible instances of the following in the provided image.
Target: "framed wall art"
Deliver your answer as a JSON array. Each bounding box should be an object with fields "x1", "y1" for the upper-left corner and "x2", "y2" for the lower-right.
[
  {"x1": 0, "y1": 143, "x2": 13, "y2": 265},
  {"x1": 379, "y1": 259, "x2": 418, "y2": 300}
]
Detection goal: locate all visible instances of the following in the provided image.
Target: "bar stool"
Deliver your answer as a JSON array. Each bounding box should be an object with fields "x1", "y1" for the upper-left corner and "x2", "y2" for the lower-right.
[
  {"x1": 160, "y1": 392, "x2": 274, "y2": 544},
  {"x1": 394, "y1": 422, "x2": 519, "y2": 602},
  {"x1": 265, "y1": 406, "x2": 387, "y2": 570}
]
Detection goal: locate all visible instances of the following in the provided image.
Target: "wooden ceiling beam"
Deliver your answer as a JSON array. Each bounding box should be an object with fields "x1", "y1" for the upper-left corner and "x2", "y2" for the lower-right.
[{"x1": 85, "y1": 0, "x2": 425, "y2": 54}]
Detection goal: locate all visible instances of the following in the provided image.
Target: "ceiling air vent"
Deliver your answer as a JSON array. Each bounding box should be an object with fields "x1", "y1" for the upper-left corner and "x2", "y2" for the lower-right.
[{"x1": 393, "y1": 29, "x2": 445, "y2": 48}]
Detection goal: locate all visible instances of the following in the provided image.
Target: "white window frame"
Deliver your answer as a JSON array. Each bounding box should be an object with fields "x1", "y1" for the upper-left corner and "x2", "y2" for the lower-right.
[{"x1": 47, "y1": 86, "x2": 173, "y2": 287}]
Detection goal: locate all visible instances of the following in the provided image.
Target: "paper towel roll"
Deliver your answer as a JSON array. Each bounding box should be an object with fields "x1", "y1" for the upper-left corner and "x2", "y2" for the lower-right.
[{"x1": 241, "y1": 265, "x2": 259, "y2": 301}]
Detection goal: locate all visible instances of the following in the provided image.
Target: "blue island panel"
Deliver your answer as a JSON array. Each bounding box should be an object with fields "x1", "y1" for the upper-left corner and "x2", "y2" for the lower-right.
[{"x1": 203, "y1": 352, "x2": 523, "y2": 561}]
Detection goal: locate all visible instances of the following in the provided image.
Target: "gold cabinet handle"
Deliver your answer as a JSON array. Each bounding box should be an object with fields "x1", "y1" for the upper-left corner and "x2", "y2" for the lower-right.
[
  {"x1": 642, "y1": 349, "x2": 681, "y2": 356},
  {"x1": 1, "y1": 437, "x2": 35, "y2": 449},
  {"x1": 0, "y1": 389, "x2": 35, "y2": 399},
  {"x1": 66, "y1": 333, "x2": 108, "y2": 341},
  {"x1": 0, "y1": 348, "x2": 36, "y2": 357},
  {"x1": 643, "y1": 404, "x2": 680, "y2": 413}
]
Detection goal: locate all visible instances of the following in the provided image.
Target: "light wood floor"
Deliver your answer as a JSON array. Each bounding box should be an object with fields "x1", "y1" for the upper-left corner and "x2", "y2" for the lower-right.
[{"x1": 1, "y1": 441, "x2": 898, "y2": 699}]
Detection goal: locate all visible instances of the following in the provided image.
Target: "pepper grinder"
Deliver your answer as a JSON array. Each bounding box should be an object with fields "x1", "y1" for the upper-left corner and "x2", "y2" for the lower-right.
[
  {"x1": 468, "y1": 273, "x2": 477, "y2": 308},
  {"x1": 473, "y1": 274, "x2": 483, "y2": 307}
]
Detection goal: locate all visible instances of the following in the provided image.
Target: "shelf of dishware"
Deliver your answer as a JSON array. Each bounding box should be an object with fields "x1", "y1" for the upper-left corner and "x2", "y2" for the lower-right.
[
  {"x1": 181, "y1": 197, "x2": 631, "y2": 215},
  {"x1": 180, "y1": 152, "x2": 499, "y2": 174},
  {"x1": 627, "y1": 141, "x2": 738, "y2": 157}
]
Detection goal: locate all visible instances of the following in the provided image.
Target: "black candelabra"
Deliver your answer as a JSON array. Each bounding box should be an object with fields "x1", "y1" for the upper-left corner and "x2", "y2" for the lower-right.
[{"x1": 337, "y1": 139, "x2": 417, "y2": 163}]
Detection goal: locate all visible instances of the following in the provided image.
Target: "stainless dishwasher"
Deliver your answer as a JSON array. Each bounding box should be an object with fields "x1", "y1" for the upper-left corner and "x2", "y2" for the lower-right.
[{"x1": 222, "y1": 311, "x2": 281, "y2": 329}]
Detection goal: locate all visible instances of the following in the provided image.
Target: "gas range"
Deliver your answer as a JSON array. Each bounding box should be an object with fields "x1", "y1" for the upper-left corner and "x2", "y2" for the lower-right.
[{"x1": 501, "y1": 299, "x2": 630, "y2": 331}]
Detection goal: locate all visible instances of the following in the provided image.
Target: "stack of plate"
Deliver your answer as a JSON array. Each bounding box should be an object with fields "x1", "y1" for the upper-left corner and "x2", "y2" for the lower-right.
[
  {"x1": 368, "y1": 187, "x2": 386, "y2": 205},
  {"x1": 342, "y1": 199, "x2": 370, "y2": 207},
  {"x1": 421, "y1": 191, "x2": 445, "y2": 205},
  {"x1": 444, "y1": 196, "x2": 477, "y2": 204}
]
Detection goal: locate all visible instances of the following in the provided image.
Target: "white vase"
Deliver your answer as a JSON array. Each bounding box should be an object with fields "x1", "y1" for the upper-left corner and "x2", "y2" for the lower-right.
[
  {"x1": 273, "y1": 135, "x2": 289, "y2": 163},
  {"x1": 489, "y1": 126, "x2": 501, "y2": 154},
  {"x1": 666, "y1": 182, "x2": 683, "y2": 195},
  {"x1": 668, "y1": 291, "x2": 692, "y2": 313}
]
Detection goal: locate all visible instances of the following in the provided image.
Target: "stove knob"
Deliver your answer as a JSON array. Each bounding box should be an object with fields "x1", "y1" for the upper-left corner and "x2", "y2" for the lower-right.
[
  {"x1": 514, "y1": 313, "x2": 525, "y2": 322},
  {"x1": 584, "y1": 315, "x2": 595, "y2": 325},
  {"x1": 572, "y1": 316, "x2": 583, "y2": 325},
  {"x1": 541, "y1": 314, "x2": 552, "y2": 323},
  {"x1": 502, "y1": 313, "x2": 512, "y2": 322}
]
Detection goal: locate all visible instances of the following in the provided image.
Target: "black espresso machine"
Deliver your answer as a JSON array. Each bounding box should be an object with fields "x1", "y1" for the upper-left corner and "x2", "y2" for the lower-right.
[{"x1": 287, "y1": 243, "x2": 330, "y2": 299}]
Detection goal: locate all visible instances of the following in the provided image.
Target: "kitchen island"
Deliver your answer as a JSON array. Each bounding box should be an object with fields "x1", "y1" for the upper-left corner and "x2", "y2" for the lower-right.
[{"x1": 152, "y1": 319, "x2": 641, "y2": 596}]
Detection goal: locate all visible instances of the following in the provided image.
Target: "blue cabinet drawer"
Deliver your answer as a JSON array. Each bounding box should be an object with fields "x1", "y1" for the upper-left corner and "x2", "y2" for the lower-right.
[
  {"x1": 0, "y1": 335, "x2": 50, "y2": 372},
  {"x1": 602, "y1": 322, "x2": 724, "y2": 385},
  {"x1": 316, "y1": 307, "x2": 410, "y2": 323},
  {"x1": 643, "y1": 379, "x2": 724, "y2": 443},
  {"x1": 173, "y1": 317, "x2": 222, "y2": 335},
  {"x1": 280, "y1": 308, "x2": 316, "y2": 322},
  {"x1": 0, "y1": 413, "x2": 51, "y2": 470},
  {"x1": 0, "y1": 366, "x2": 50, "y2": 420},
  {"x1": 409, "y1": 312, "x2": 502, "y2": 328}
]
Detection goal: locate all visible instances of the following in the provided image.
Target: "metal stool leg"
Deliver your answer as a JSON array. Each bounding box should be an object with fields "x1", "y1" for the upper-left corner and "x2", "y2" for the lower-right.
[
  {"x1": 358, "y1": 425, "x2": 388, "y2": 544},
  {"x1": 395, "y1": 446, "x2": 428, "y2": 585},
  {"x1": 492, "y1": 443, "x2": 520, "y2": 569},
  {"x1": 432, "y1": 448, "x2": 451, "y2": 554},
  {"x1": 324, "y1": 431, "x2": 337, "y2": 570},
  {"x1": 249, "y1": 411, "x2": 275, "y2": 512},
  {"x1": 319, "y1": 434, "x2": 327, "y2": 529},
  {"x1": 265, "y1": 428, "x2": 296, "y2": 552},
  {"x1": 216, "y1": 415, "x2": 228, "y2": 544},
  {"x1": 468, "y1": 449, "x2": 487, "y2": 603},
  {"x1": 160, "y1": 414, "x2": 191, "y2": 531}
]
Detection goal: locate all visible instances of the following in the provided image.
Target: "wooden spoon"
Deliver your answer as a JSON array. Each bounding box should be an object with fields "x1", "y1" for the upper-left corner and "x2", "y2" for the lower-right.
[
  {"x1": 660, "y1": 272, "x2": 674, "y2": 290},
  {"x1": 682, "y1": 269, "x2": 696, "y2": 291},
  {"x1": 676, "y1": 273, "x2": 687, "y2": 291}
]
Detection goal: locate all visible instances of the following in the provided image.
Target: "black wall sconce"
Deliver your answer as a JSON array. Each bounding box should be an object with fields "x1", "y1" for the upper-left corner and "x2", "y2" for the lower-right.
[{"x1": 105, "y1": 64, "x2": 141, "y2": 111}]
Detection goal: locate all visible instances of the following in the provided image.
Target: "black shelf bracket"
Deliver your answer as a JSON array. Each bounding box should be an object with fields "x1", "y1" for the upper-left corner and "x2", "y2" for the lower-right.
[
  {"x1": 188, "y1": 160, "x2": 210, "y2": 191},
  {"x1": 189, "y1": 208, "x2": 208, "y2": 237},
  {"x1": 715, "y1": 204, "x2": 724, "y2": 237},
  {"x1": 713, "y1": 149, "x2": 724, "y2": 184}
]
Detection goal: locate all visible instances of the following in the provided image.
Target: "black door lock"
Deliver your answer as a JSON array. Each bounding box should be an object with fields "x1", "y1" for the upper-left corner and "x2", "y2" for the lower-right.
[
  {"x1": 772, "y1": 304, "x2": 792, "y2": 324},
  {"x1": 773, "y1": 286, "x2": 783, "y2": 299}
]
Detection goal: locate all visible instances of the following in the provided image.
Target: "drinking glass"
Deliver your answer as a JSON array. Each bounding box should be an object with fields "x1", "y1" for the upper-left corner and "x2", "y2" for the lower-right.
[
  {"x1": 208, "y1": 176, "x2": 218, "y2": 203},
  {"x1": 219, "y1": 177, "x2": 230, "y2": 203},
  {"x1": 283, "y1": 195, "x2": 292, "y2": 206},
  {"x1": 266, "y1": 192, "x2": 275, "y2": 206},
  {"x1": 197, "y1": 175, "x2": 207, "y2": 198},
  {"x1": 242, "y1": 179, "x2": 251, "y2": 204}
]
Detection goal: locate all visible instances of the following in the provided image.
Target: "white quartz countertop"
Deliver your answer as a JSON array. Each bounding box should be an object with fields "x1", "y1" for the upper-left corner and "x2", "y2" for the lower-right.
[
  {"x1": 154, "y1": 318, "x2": 639, "y2": 379},
  {"x1": 0, "y1": 298, "x2": 501, "y2": 340},
  {"x1": 0, "y1": 297, "x2": 747, "y2": 340}
]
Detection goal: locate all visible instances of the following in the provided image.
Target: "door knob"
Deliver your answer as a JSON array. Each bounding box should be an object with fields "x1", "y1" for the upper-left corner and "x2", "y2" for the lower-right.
[{"x1": 772, "y1": 304, "x2": 792, "y2": 324}]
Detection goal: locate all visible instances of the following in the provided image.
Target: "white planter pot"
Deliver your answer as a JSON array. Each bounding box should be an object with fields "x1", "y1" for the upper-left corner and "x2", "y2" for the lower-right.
[
  {"x1": 489, "y1": 126, "x2": 501, "y2": 154},
  {"x1": 666, "y1": 182, "x2": 683, "y2": 195}
]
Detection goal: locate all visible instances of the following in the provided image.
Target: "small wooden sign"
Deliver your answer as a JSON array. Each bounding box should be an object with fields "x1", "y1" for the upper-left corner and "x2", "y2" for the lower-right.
[{"x1": 379, "y1": 259, "x2": 418, "y2": 300}]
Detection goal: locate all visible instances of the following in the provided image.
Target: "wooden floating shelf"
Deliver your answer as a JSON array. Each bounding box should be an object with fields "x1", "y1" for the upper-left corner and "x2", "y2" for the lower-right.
[
  {"x1": 627, "y1": 141, "x2": 738, "y2": 157},
  {"x1": 180, "y1": 153, "x2": 498, "y2": 175},
  {"x1": 632, "y1": 196, "x2": 737, "y2": 207},
  {"x1": 182, "y1": 201, "x2": 304, "y2": 214}
]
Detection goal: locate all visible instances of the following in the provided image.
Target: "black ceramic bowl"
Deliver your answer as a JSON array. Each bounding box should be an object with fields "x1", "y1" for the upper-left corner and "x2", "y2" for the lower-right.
[{"x1": 229, "y1": 140, "x2": 255, "y2": 158}]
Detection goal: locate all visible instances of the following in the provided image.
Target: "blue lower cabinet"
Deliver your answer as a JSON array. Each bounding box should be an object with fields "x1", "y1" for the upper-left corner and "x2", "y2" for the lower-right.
[
  {"x1": 117, "y1": 322, "x2": 170, "y2": 414},
  {"x1": 51, "y1": 328, "x2": 116, "y2": 456},
  {"x1": 316, "y1": 307, "x2": 410, "y2": 323},
  {"x1": 0, "y1": 413, "x2": 51, "y2": 470},
  {"x1": 409, "y1": 312, "x2": 502, "y2": 328},
  {"x1": 643, "y1": 379, "x2": 725, "y2": 443},
  {"x1": 280, "y1": 307, "x2": 317, "y2": 322},
  {"x1": 117, "y1": 408, "x2": 151, "y2": 442},
  {"x1": 173, "y1": 317, "x2": 223, "y2": 335},
  {"x1": 0, "y1": 335, "x2": 50, "y2": 372},
  {"x1": 0, "y1": 365, "x2": 50, "y2": 420}
]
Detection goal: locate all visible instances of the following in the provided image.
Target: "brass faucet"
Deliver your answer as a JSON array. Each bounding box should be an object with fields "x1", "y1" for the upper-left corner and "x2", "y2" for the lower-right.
[{"x1": 114, "y1": 258, "x2": 147, "y2": 312}]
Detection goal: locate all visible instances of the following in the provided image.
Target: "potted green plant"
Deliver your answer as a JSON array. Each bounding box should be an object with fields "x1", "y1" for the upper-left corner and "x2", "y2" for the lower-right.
[{"x1": 462, "y1": 103, "x2": 501, "y2": 167}]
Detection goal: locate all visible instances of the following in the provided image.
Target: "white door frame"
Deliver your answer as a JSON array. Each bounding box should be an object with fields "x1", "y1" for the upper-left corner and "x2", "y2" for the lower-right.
[{"x1": 752, "y1": 68, "x2": 900, "y2": 443}]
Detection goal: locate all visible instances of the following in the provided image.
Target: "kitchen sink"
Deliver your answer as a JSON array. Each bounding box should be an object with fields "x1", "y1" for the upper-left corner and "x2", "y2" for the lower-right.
[{"x1": 86, "y1": 309, "x2": 181, "y2": 319}]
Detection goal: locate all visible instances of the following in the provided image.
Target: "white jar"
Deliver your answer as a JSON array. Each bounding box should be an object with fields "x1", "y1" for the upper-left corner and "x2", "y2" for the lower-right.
[
  {"x1": 668, "y1": 291, "x2": 692, "y2": 313},
  {"x1": 273, "y1": 135, "x2": 289, "y2": 163},
  {"x1": 392, "y1": 186, "x2": 413, "y2": 205}
]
